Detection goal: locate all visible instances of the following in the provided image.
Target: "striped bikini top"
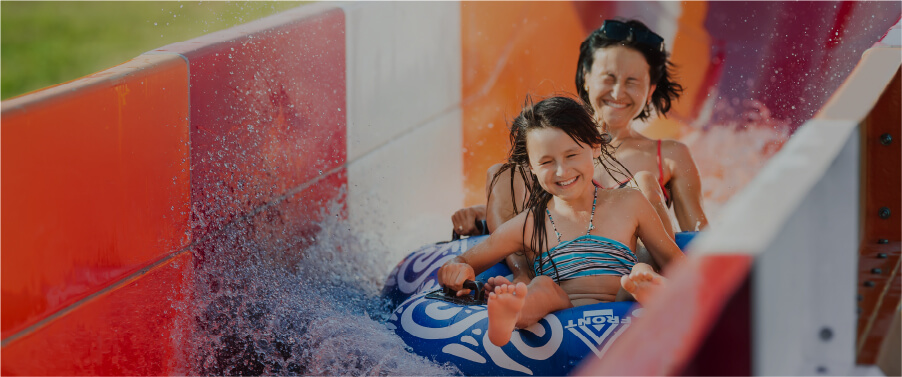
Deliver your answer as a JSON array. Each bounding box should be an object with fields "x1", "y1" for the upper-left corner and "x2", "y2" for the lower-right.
[{"x1": 534, "y1": 186, "x2": 637, "y2": 281}]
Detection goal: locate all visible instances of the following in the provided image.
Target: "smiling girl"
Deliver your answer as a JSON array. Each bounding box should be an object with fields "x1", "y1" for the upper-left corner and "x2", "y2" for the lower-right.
[{"x1": 437, "y1": 96, "x2": 683, "y2": 347}]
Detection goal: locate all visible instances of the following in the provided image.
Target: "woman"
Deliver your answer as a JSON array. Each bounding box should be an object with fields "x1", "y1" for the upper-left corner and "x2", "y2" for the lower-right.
[{"x1": 451, "y1": 19, "x2": 708, "y2": 285}]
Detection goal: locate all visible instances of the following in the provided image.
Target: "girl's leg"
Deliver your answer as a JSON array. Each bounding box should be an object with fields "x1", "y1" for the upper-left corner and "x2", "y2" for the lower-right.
[
  {"x1": 516, "y1": 276, "x2": 573, "y2": 327},
  {"x1": 487, "y1": 275, "x2": 572, "y2": 346}
]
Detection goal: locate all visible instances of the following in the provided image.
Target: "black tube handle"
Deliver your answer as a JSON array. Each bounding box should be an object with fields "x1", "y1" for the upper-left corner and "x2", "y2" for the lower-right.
[{"x1": 451, "y1": 219, "x2": 488, "y2": 241}]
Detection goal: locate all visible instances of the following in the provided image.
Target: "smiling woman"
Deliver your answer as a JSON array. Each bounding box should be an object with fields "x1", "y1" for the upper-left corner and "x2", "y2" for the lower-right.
[{"x1": 0, "y1": 1, "x2": 304, "y2": 100}]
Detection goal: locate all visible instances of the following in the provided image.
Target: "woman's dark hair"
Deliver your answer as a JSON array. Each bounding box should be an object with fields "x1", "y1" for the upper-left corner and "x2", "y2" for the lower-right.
[
  {"x1": 575, "y1": 19, "x2": 683, "y2": 121},
  {"x1": 487, "y1": 95, "x2": 629, "y2": 281}
]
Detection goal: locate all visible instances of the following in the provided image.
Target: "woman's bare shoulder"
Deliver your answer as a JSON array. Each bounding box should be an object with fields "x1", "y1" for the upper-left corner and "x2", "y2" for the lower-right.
[
  {"x1": 604, "y1": 186, "x2": 646, "y2": 203},
  {"x1": 660, "y1": 139, "x2": 693, "y2": 160}
]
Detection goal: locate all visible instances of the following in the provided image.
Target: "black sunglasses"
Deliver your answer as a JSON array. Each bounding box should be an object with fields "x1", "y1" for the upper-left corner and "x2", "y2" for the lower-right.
[{"x1": 599, "y1": 20, "x2": 665, "y2": 52}]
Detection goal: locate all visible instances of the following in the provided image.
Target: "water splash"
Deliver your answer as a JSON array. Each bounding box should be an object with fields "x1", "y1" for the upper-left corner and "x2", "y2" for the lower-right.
[
  {"x1": 682, "y1": 98, "x2": 792, "y2": 221},
  {"x1": 189, "y1": 193, "x2": 461, "y2": 376}
]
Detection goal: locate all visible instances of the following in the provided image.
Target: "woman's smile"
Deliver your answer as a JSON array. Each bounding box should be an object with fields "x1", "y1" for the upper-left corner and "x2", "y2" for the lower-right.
[{"x1": 602, "y1": 99, "x2": 630, "y2": 109}]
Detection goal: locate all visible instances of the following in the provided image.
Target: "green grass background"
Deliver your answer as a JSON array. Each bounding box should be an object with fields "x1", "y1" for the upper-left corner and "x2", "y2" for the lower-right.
[{"x1": 1, "y1": 1, "x2": 306, "y2": 100}]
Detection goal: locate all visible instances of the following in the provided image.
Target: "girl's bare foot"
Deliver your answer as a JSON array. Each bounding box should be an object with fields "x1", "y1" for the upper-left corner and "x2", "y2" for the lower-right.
[
  {"x1": 485, "y1": 276, "x2": 512, "y2": 293},
  {"x1": 487, "y1": 282, "x2": 527, "y2": 346},
  {"x1": 620, "y1": 263, "x2": 665, "y2": 305}
]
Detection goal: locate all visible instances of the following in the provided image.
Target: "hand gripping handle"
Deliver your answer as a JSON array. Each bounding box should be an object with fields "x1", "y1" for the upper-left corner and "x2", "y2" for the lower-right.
[{"x1": 442, "y1": 280, "x2": 485, "y2": 302}]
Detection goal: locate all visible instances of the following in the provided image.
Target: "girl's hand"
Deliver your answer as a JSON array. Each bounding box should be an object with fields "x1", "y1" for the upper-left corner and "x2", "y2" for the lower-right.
[
  {"x1": 437, "y1": 260, "x2": 476, "y2": 296},
  {"x1": 439, "y1": 210, "x2": 532, "y2": 295}
]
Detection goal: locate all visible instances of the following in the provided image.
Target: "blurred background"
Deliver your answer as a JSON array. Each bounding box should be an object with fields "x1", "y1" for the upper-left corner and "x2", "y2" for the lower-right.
[{"x1": 1, "y1": 1, "x2": 305, "y2": 100}]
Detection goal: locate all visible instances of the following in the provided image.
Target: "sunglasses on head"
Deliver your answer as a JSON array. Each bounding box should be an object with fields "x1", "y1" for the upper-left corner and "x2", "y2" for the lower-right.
[{"x1": 599, "y1": 20, "x2": 665, "y2": 52}]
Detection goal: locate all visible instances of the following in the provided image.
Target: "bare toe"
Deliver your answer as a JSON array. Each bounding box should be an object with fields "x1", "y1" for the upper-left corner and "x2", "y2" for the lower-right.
[{"x1": 621, "y1": 274, "x2": 636, "y2": 294}]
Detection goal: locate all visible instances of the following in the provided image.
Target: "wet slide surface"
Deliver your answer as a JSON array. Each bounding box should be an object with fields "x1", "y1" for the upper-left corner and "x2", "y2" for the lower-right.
[{"x1": 2, "y1": 1, "x2": 899, "y2": 375}]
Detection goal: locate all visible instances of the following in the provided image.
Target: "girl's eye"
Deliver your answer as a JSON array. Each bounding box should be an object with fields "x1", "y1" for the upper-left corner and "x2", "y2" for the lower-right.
[
  {"x1": 567, "y1": 154, "x2": 578, "y2": 158},
  {"x1": 540, "y1": 161, "x2": 551, "y2": 166}
]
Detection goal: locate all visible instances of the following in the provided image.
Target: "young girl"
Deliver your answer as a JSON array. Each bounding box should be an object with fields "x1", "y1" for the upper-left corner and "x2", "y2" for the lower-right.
[{"x1": 437, "y1": 96, "x2": 684, "y2": 347}]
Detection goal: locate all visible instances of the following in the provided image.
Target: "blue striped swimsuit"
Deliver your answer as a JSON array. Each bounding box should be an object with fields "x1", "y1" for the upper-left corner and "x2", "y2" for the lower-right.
[{"x1": 534, "y1": 186, "x2": 637, "y2": 281}]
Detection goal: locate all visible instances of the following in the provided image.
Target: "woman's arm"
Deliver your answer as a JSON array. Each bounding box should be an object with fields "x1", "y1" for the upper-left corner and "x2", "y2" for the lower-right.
[
  {"x1": 630, "y1": 189, "x2": 685, "y2": 269},
  {"x1": 633, "y1": 171, "x2": 675, "y2": 239},
  {"x1": 664, "y1": 140, "x2": 709, "y2": 232},
  {"x1": 438, "y1": 211, "x2": 531, "y2": 292}
]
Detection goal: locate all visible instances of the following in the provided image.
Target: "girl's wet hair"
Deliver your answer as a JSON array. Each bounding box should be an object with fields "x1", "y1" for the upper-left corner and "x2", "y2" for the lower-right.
[
  {"x1": 575, "y1": 19, "x2": 683, "y2": 121},
  {"x1": 488, "y1": 95, "x2": 630, "y2": 281}
]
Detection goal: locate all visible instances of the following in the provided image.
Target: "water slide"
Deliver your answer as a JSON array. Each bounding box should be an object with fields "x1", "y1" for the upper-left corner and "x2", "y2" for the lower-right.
[{"x1": 2, "y1": 2, "x2": 899, "y2": 375}]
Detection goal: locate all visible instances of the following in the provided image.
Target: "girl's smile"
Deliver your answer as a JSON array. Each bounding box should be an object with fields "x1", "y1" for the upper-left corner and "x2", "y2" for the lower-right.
[{"x1": 556, "y1": 176, "x2": 579, "y2": 187}]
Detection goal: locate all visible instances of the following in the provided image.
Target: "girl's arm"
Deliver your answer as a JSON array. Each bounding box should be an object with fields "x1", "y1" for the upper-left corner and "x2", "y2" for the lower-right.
[
  {"x1": 630, "y1": 190, "x2": 685, "y2": 269},
  {"x1": 438, "y1": 211, "x2": 531, "y2": 292},
  {"x1": 485, "y1": 163, "x2": 529, "y2": 231},
  {"x1": 484, "y1": 163, "x2": 533, "y2": 285},
  {"x1": 664, "y1": 140, "x2": 709, "y2": 232}
]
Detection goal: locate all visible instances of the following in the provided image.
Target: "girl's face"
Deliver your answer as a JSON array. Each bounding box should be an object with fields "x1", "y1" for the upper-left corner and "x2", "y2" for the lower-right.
[
  {"x1": 582, "y1": 45, "x2": 656, "y2": 129},
  {"x1": 526, "y1": 127, "x2": 601, "y2": 201}
]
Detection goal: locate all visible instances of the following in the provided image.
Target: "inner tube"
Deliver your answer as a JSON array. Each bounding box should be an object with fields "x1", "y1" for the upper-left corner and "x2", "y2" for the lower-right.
[
  {"x1": 386, "y1": 293, "x2": 640, "y2": 376},
  {"x1": 675, "y1": 231, "x2": 697, "y2": 250},
  {"x1": 381, "y1": 232, "x2": 699, "y2": 375}
]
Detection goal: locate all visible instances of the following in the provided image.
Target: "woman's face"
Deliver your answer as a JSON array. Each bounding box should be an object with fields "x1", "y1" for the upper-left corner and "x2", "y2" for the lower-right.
[
  {"x1": 526, "y1": 127, "x2": 600, "y2": 201},
  {"x1": 582, "y1": 45, "x2": 656, "y2": 129}
]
